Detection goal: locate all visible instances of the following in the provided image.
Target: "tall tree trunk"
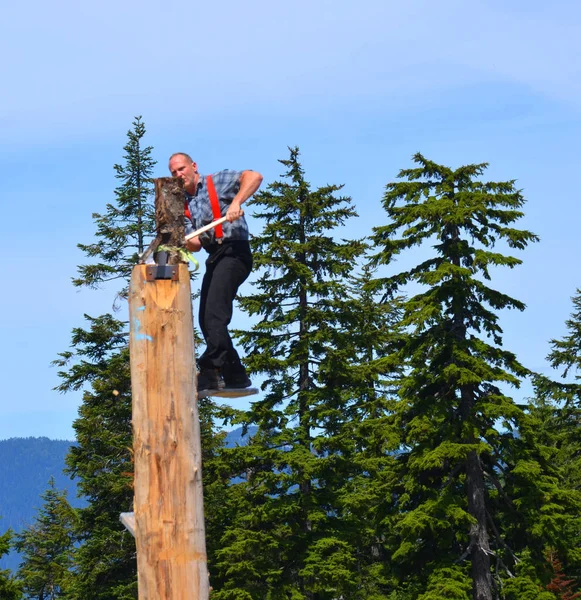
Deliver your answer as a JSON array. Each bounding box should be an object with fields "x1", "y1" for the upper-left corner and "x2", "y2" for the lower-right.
[
  {"x1": 450, "y1": 203, "x2": 494, "y2": 600},
  {"x1": 466, "y1": 449, "x2": 493, "y2": 600},
  {"x1": 298, "y1": 196, "x2": 313, "y2": 600},
  {"x1": 459, "y1": 365, "x2": 493, "y2": 600}
]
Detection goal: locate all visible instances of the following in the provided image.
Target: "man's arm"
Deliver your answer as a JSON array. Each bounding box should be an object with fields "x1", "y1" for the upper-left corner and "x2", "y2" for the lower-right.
[
  {"x1": 226, "y1": 170, "x2": 263, "y2": 223},
  {"x1": 185, "y1": 235, "x2": 202, "y2": 252}
]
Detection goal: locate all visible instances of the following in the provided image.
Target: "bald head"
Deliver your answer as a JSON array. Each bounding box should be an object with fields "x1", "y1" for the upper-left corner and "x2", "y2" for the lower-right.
[
  {"x1": 169, "y1": 152, "x2": 194, "y2": 165},
  {"x1": 169, "y1": 153, "x2": 199, "y2": 194}
]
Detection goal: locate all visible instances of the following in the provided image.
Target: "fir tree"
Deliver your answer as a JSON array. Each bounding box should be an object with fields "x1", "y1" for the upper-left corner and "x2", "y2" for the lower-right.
[
  {"x1": 211, "y1": 147, "x2": 380, "y2": 598},
  {"x1": 15, "y1": 478, "x2": 77, "y2": 599},
  {"x1": 547, "y1": 290, "x2": 581, "y2": 388},
  {"x1": 53, "y1": 117, "x2": 157, "y2": 599},
  {"x1": 54, "y1": 117, "x2": 225, "y2": 599},
  {"x1": 417, "y1": 565, "x2": 472, "y2": 600},
  {"x1": 327, "y1": 263, "x2": 406, "y2": 598},
  {"x1": 496, "y1": 289, "x2": 581, "y2": 584},
  {"x1": 501, "y1": 550, "x2": 556, "y2": 600},
  {"x1": 0, "y1": 528, "x2": 23, "y2": 600},
  {"x1": 73, "y1": 115, "x2": 156, "y2": 303},
  {"x1": 529, "y1": 288, "x2": 581, "y2": 408},
  {"x1": 497, "y1": 394, "x2": 581, "y2": 586},
  {"x1": 370, "y1": 153, "x2": 538, "y2": 600}
]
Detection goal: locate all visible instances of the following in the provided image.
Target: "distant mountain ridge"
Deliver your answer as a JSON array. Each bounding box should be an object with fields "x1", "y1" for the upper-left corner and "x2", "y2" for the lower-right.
[
  {"x1": 0, "y1": 437, "x2": 82, "y2": 573},
  {"x1": 0, "y1": 429, "x2": 253, "y2": 573}
]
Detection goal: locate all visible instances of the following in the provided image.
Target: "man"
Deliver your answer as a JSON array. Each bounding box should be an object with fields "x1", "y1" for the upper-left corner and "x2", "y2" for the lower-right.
[{"x1": 169, "y1": 152, "x2": 263, "y2": 393}]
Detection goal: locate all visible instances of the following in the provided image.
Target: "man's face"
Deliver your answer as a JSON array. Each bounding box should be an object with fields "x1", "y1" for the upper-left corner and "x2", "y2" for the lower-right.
[{"x1": 169, "y1": 155, "x2": 198, "y2": 193}]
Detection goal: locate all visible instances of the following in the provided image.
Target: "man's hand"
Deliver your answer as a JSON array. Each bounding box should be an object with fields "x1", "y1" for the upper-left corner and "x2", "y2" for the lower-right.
[
  {"x1": 185, "y1": 236, "x2": 202, "y2": 252},
  {"x1": 226, "y1": 201, "x2": 244, "y2": 223},
  {"x1": 225, "y1": 171, "x2": 262, "y2": 222}
]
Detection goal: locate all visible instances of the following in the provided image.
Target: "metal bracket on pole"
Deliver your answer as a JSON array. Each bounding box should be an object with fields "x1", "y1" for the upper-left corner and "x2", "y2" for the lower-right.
[{"x1": 145, "y1": 250, "x2": 179, "y2": 281}]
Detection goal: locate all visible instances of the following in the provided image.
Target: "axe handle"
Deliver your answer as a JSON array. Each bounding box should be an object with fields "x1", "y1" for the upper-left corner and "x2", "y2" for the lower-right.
[{"x1": 184, "y1": 210, "x2": 244, "y2": 242}]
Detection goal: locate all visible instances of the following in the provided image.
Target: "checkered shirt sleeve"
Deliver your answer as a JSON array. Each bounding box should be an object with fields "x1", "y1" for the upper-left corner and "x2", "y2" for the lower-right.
[{"x1": 184, "y1": 169, "x2": 250, "y2": 246}]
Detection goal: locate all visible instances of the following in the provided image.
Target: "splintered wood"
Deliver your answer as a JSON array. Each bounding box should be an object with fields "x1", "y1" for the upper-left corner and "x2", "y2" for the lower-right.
[
  {"x1": 141, "y1": 177, "x2": 187, "y2": 264},
  {"x1": 154, "y1": 177, "x2": 186, "y2": 260}
]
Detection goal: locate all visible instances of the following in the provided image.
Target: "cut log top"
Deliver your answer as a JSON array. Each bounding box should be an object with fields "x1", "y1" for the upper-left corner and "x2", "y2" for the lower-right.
[{"x1": 154, "y1": 177, "x2": 186, "y2": 264}]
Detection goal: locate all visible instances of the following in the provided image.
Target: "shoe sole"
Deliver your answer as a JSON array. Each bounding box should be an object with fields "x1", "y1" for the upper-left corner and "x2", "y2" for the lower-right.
[{"x1": 197, "y1": 387, "x2": 259, "y2": 399}]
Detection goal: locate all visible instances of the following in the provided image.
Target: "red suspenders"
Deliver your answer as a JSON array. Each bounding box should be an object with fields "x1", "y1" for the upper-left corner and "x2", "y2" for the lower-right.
[
  {"x1": 184, "y1": 174, "x2": 224, "y2": 241},
  {"x1": 206, "y1": 175, "x2": 224, "y2": 240}
]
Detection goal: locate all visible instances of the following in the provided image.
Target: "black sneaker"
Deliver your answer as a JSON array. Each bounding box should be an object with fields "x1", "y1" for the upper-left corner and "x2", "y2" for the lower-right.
[
  {"x1": 197, "y1": 368, "x2": 224, "y2": 393},
  {"x1": 223, "y1": 364, "x2": 252, "y2": 389}
]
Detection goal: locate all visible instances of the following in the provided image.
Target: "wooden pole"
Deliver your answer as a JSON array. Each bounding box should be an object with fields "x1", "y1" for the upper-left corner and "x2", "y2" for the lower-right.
[{"x1": 128, "y1": 177, "x2": 209, "y2": 599}]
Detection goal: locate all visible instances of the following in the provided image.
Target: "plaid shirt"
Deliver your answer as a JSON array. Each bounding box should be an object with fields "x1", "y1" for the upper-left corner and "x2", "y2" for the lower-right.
[{"x1": 184, "y1": 170, "x2": 250, "y2": 248}]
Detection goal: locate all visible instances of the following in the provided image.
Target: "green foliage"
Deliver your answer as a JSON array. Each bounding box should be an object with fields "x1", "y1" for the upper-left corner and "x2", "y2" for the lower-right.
[
  {"x1": 0, "y1": 528, "x2": 23, "y2": 600},
  {"x1": 530, "y1": 289, "x2": 581, "y2": 412},
  {"x1": 499, "y1": 397, "x2": 581, "y2": 572},
  {"x1": 53, "y1": 116, "x2": 221, "y2": 599},
  {"x1": 370, "y1": 153, "x2": 539, "y2": 596},
  {"x1": 52, "y1": 117, "x2": 157, "y2": 599},
  {"x1": 500, "y1": 550, "x2": 556, "y2": 600},
  {"x1": 0, "y1": 437, "x2": 80, "y2": 575},
  {"x1": 417, "y1": 565, "x2": 472, "y2": 599},
  {"x1": 38, "y1": 139, "x2": 581, "y2": 598},
  {"x1": 496, "y1": 291, "x2": 581, "y2": 585},
  {"x1": 15, "y1": 479, "x2": 77, "y2": 599},
  {"x1": 62, "y1": 349, "x2": 136, "y2": 600},
  {"x1": 547, "y1": 290, "x2": 581, "y2": 384},
  {"x1": 212, "y1": 147, "x2": 401, "y2": 598},
  {"x1": 491, "y1": 289, "x2": 581, "y2": 589},
  {"x1": 73, "y1": 115, "x2": 156, "y2": 303}
]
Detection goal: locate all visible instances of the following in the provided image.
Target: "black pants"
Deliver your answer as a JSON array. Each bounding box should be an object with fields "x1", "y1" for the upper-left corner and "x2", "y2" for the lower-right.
[{"x1": 198, "y1": 241, "x2": 252, "y2": 371}]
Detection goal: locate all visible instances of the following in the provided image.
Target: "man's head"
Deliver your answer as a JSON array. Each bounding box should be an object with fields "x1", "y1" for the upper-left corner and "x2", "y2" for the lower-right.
[{"x1": 169, "y1": 152, "x2": 199, "y2": 194}]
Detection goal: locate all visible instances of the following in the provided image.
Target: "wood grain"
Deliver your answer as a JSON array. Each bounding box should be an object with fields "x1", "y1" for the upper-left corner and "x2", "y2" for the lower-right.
[{"x1": 129, "y1": 264, "x2": 209, "y2": 600}]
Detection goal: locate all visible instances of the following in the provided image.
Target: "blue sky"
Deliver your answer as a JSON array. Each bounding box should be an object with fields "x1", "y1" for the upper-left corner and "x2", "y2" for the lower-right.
[{"x1": 1, "y1": 0, "x2": 580, "y2": 440}]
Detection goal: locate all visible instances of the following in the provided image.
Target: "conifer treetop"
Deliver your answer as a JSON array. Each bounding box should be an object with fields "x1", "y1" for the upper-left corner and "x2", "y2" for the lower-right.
[{"x1": 74, "y1": 115, "x2": 156, "y2": 301}]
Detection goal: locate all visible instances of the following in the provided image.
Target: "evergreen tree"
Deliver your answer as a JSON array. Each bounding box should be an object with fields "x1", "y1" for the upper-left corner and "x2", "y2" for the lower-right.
[
  {"x1": 326, "y1": 263, "x2": 406, "y2": 598},
  {"x1": 501, "y1": 550, "x2": 555, "y2": 600},
  {"x1": 495, "y1": 291, "x2": 581, "y2": 588},
  {"x1": 495, "y1": 290, "x2": 581, "y2": 587},
  {"x1": 488, "y1": 291, "x2": 581, "y2": 595},
  {"x1": 55, "y1": 116, "x2": 226, "y2": 599},
  {"x1": 370, "y1": 153, "x2": 538, "y2": 599},
  {"x1": 0, "y1": 528, "x2": 23, "y2": 600},
  {"x1": 15, "y1": 478, "x2": 77, "y2": 599},
  {"x1": 211, "y1": 148, "x2": 402, "y2": 600},
  {"x1": 53, "y1": 117, "x2": 156, "y2": 599},
  {"x1": 547, "y1": 289, "x2": 581, "y2": 389},
  {"x1": 498, "y1": 394, "x2": 581, "y2": 575},
  {"x1": 73, "y1": 115, "x2": 156, "y2": 303}
]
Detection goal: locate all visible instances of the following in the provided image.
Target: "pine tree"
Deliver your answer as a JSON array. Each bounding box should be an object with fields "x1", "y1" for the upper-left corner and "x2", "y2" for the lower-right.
[
  {"x1": 0, "y1": 528, "x2": 22, "y2": 600},
  {"x1": 325, "y1": 263, "x2": 406, "y2": 598},
  {"x1": 55, "y1": 117, "x2": 227, "y2": 599},
  {"x1": 547, "y1": 290, "x2": 581, "y2": 388},
  {"x1": 370, "y1": 153, "x2": 539, "y2": 599},
  {"x1": 495, "y1": 290, "x2": 581, "y2": 585},
  {"x1": 487, "y1": 292, "x2": 581, "y2": 594},
  {"x1": 53, "y1": 117, "x2": 156, "y2": 599},
  {"x1": 501, "y1": 550, "x2": 556, "y2": 600},
  {"x1": 210, "y1": 147, "x2": 381, "y2": 598},
  {"x1": 73, "y1": 115, "x2": 156, "y2": 303},
  {"x1": 495, "y1": 292, "x2": 581, "y2": 588},
  {"x1": 497, "y1": 394, "x2": 581, "y2": 586},
  {"x1": 15, "y1": 478, "x2": 77, "y2": 599}
]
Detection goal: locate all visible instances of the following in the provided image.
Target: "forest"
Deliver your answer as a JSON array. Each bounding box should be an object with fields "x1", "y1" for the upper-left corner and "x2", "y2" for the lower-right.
[{"x1": 1, "y1": 116, "x2": 580, "y2": 600}]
